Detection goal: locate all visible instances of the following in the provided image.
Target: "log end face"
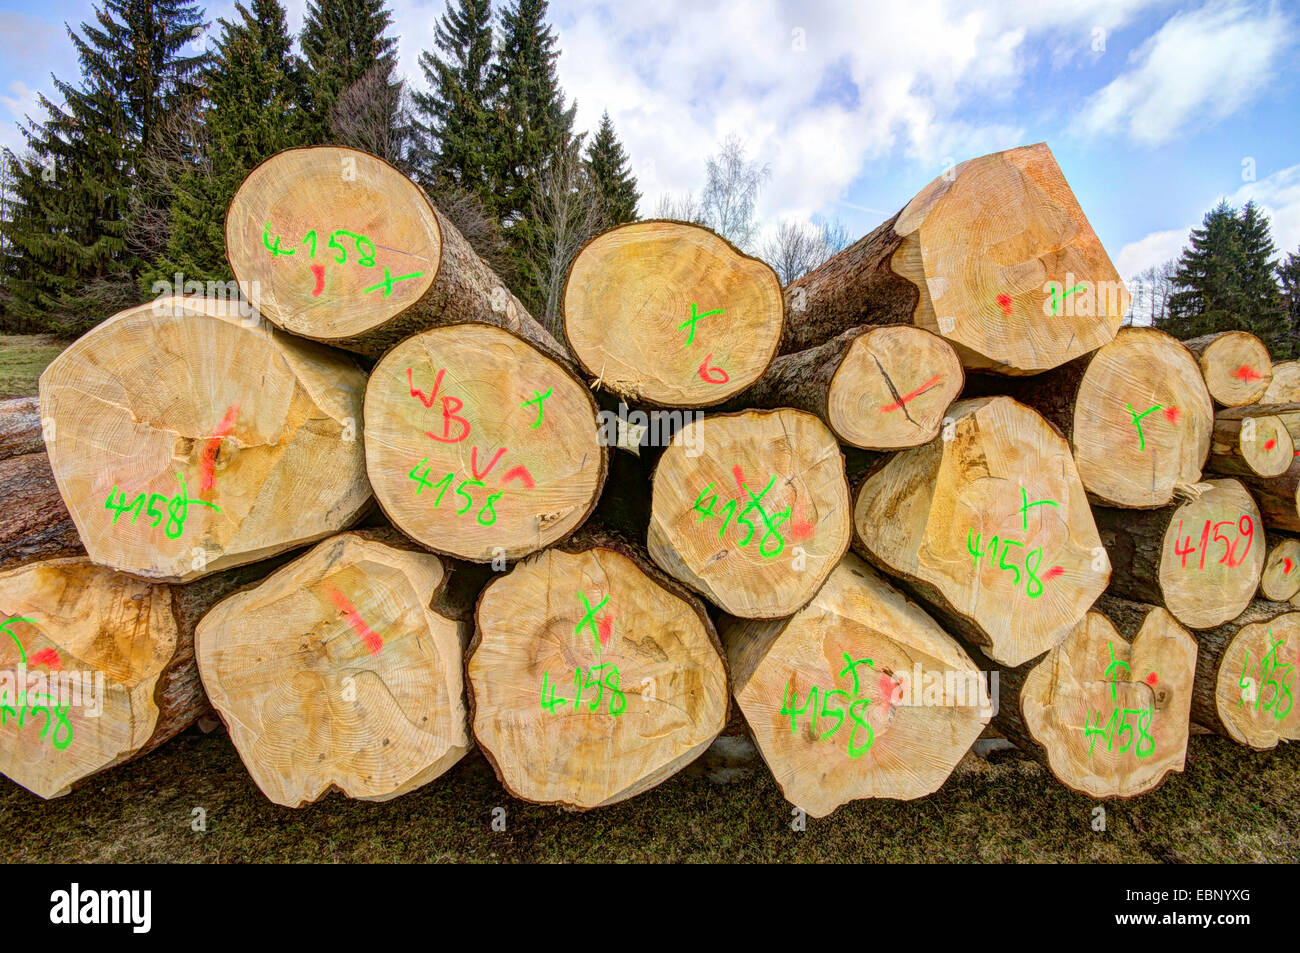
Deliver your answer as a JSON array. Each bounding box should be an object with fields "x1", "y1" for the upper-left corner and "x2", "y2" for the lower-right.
[
  {"x1": 469, "y1": 545, "x2": 727, "y2": 809},
  {"x1": 1197, "y1": 332, "x2": 1273, "y2": 407},
  {"x1": 828, "y1": 325, "x2": 964, "y2": 449},
  {"x1": 1157, "y1": 479, "x2": 1265, "y2": 630},
  {"x1": 896, "y1": 142, "x2": 1126, "y2": 374},
  {"x1": 648, "y1": 409, "x2": 852, "y2": 618},
  {"x1": 225, "y1": 146, "x2": 440, "y2": 342},
  {"x1": 364, "y1": 324, "x2": 605, "y2": 562},
  {"x1": 1213, "y1": 611, "x2": 1300, "y2": 749},
  {"x1": 732, "y1": 554, "x2": 990, "y2": 816},
  {"x1": 39, "y1": 299, "x2": 371, "y2": 581},
  {"x1": 563, "y1": 221, "x2": 784, "y2": 407},
  {"x1": 195, "y1": 533, "x2": 467, "y2": 806},
  {"x1": 0, "y1": 558, "x2": 178, "y2": 799},
  {"x1": 1072, "y1": 326, "x2": 1216, "y2": 507},
  {"x1": 1021, "y1": 608, "x2": 1196, "y2": 798}
]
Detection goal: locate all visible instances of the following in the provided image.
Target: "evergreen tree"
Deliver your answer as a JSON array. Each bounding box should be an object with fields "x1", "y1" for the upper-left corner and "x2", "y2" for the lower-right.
[
  {"x1": 146, "y1": 0, "x2": 305, "y2": 287},
  {"x1": 0, "y1": 0, "x2": 206, "y2": 334},
  {"x1": 412, "y1": 0, "x2": 497, "y2": 202},
  {"x1": 1161, "y1": 200, "x2": 1285, "y2": 350},
  {"x1": 1236, "y1": 200, "x2": 1286, "y2": 348},
  {"x1": 584, "y1": 111, "x2": 639, "y2": 225},
  {"x1": 300, "y1": 0, "x2": 399, "y2": 144},
  {"x1": 490, "y1": 0, "x2": 577, "y2": 228},
  {"x1": 1278, "y1": 249, "x2": 1300, "y2": 360}
]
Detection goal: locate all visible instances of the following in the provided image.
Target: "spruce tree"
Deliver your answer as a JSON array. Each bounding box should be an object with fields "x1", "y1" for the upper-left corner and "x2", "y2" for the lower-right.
[
  {"x1": 0, "y1": 0, "x2": 206, "y2": 334},
  {"x1": 299, "y1": 0, "x2": 399, "y2": 144},
  {"x1": 412, "y1": 0, "x2": 496, "y2": 202},
  {"x1": 1162, "y1": 200, "x2": 1285, "y2": 350},
  {"x1": 1236, "y1": 200, "x2": 1286, "y2": 349},
  {"x1": 1162, "y1": 201, "x2": 1246, "y2": 339},
  {"x1": 585, "y1": 111, "x2": 639, "y2": 225},
  {"x1": 146, "y1": 0, "x2": 306, "y2": 287},
  {"x1": 490, "y1": 0, "x2": 577, "y2": 226},
  {"x1": 1278, "y1": 249, "x2": 1300, "y2": 360}
]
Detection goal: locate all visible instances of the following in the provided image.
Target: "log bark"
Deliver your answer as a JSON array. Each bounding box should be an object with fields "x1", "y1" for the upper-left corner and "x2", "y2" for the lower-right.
[
  {"x1": 467, "y1": 532, "x2": 728, "y2": 809},
  {"x1": 1231, "y1": 457, "x2": 1300, "y2": 534},
  {"x1": 0, "y1": 399, "x2": 82, "y2": 570},
  {"x1": 38, "y1": 295, "x2": 373, "y2": 582},
  {"x1": 721, "y1": 553, "x2": 990, "y2": 817},
  {"x1": 561, "y1": 220, "x2": 783, "y2": 407},
  {"x1": 852, "y1": 396, "x2": 1108, "y2": 667},
  {"x1": 363, "y1": 323, "x2": 607, "y2": 562},
  {"x1": 1208, "y1": 408, "x2": 1294, "y2": 478},
  {"x1": 0, "y1": 555, "x2": 274, "y2": 799},
  {"x1": 194, "y1": 530, "x2": 470, "y2": 807},
  {"x1": 727, "y1": 324, "x2": 963, "y2": 450},
  {"x1": 781, "y1": 142, "x2": 1127, "y2": 374},
  {"x1": 647, "y1": 408, "x2": 852, "y2": 618},
  {"x1": 1260, "y1": 535, "x2": 1300, "y2": 602},
  {"x1": 1093, "y1": 478, "x2": 1265, "y2": 629},
  {"x1": 1184, "y1": 331, "x2": 1272, "y2": 407},
  {"x1": 225, "y1": 146, "x2": 563, "y2": 359},
  {"x1": 1263, "y1": 360, "x2": 1300, "y2": 403},
  {"x1": 989, "y1": 606, "x2": 1196, "y2": 798},
  {"x1": 1009, "y1": 326, "x2": 1213, "y2": 508}
]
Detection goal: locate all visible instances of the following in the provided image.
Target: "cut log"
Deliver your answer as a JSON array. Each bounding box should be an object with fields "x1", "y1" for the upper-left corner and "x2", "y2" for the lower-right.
[
  {"x1": 647, "y1": 408, "x2": 852, "y2": 618},
  {"x1": 722, "y1": 553, "x2": 990, "y2": 817},
  {"x1": 0, "y1": 399, "x2": 81, "y2": 569},
  {"x1": 468, "y1": 534, "x2": 727, "y2": 809},
  {"x1": 1263, "y1": 360, "x2": 1300, "y2": 403},
  {"x1": 194, "y1": 531, "x2": 469, "y2": 806},
  {"x1": 1184, "y1": 331, "x2": 1272, "y2": 407},
  {"x1": 0, "y1": 556, "x2": 273, "y2": 799},
  {"x1": 991, "y1": 606, "x2": 1196, "y2": 798},
  {"x1": 225, "y1": 146, "x2": 561, "y2": 359},
  {"x1": 1208, "y1": 408, "x2": 1294, "y2": 478},
  {"x1": 1261, "y1": 536, "x2": 1300, "y2": 602},
  {"x1": 562, "y1": 220, "x2": 783, "y2": 407},
  {"x1": 729, "y1": 325, "x2": 964, "y2": 450},
  {"x1": 1010, "y1": 327, "x2": 1213, "y2": 508},
  {"x1": 781, "y1": 142, "x2": 1127, "y2": 374},
  {"x1": 1154, "y1": 597, "x2": 1298, "y2": 748},
  {"x1": 1093, "y1": 478, "x2": 1265, "y2": 629},
  {"x1": 363, "y1": 323, "x2": 606, "y2": 562},
  {"x1": 853, "y1": 396, "x2": 1108, "y2": 667},
  {"x1": 38, "y1": 295, "x2": 372, "y2": 582}
]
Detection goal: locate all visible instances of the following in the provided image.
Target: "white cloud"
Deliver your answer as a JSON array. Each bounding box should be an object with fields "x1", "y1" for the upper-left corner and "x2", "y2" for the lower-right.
[
  {"x1": 0, "y1": 81, "x2": 41, "y2": 156},
  {"x1": 1115, "y1": 227, "x2": 1188, "y2": 280},
  {"x1": 1081, "y1": 1, "x2": 1293, "y2": 146},
  {"x1": 551, "y1": 0, "x2": 1159, "y2": 227}
]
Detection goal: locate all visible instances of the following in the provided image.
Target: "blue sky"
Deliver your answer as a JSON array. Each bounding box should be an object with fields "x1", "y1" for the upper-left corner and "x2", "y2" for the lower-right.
[{"x1": 1, "y1": 0, "x2": 1297, "y2": 282}]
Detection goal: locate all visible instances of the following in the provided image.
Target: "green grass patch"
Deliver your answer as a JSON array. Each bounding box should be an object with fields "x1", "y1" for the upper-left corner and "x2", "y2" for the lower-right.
[
  {"x1": 0, "y1": 334, "x2": 67, "y2": 398},
  {"x1": 1, "y1": 729, "x2": 1295, "y2": 863}
]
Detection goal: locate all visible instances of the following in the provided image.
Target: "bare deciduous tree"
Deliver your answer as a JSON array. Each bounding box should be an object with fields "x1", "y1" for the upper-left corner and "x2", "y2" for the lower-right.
[
  {"x1": 127, "y1": 98, "x2": 210, "y2": 263},
  {"x1": 526, "y1": 143, "x2": 608, "y2": 337},
  {"x1": 1128, "y1": 259, "x2": 1179, "y2": 326},
  {"x1": 760, "y1": 218, "x2": 853, "y2": 285},
  {"x1": 427, "y1": 183, "x2": 513, "y2": 278},
  {"x1": 700, "y1": 134, "x2": 769, "y2": 250},
  {"x1": 328, "y1": 63, "x2": 415, "y2": 169},
  {"x1": 653, "y1": 192, "x2": 705, "y2": 225}
]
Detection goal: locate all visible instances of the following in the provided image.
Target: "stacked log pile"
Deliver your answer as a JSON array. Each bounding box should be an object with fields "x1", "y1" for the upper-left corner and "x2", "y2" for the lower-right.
[{"x1": 2, "y1": 141, "x2": 1292, "y2": 817}]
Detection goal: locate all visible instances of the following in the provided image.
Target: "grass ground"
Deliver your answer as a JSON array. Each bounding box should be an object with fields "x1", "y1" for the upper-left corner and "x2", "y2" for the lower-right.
[
  {"x1": 2, "y1": 730, "x2": 1296, "y2": 863},
  {"x1": 0, "y1": 334, "x2": 65, "y2": 398}
]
